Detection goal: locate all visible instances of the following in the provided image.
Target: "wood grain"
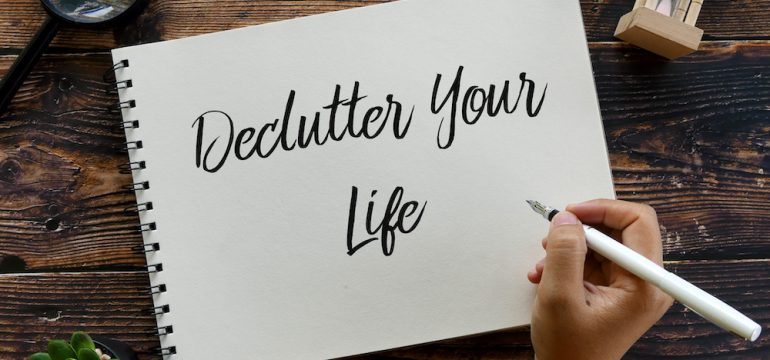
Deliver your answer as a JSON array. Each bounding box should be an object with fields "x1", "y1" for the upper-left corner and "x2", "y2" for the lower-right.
[
  {"x1": 0, "y1": 53, "x2": 146, "y2": 271},
  {"x1": 583, "y1": 0, "x2": 770, "y2": 41},
  {"x1": 356, "y1": 260, "x2": 770, "y2": 359},
  {"x1": 0, "y1": 0, "x2": 768, "y2": 359},
  {"x1": 0, "y1": 272, "x2": 160, "y2": 360},
  {"x1": 0, "y1": 42, "x2": 768, "y2": 272},
  {"x1": 3, "y1": 261, "x2": 762, "y2": 359},
  {"x1": 627, "y1": 260, "x2": 770, "y2": 359},
  {"x1": 592, "y1": 41, "x2": 770, "y2": 260},
  {"x1": 0, "y1": 0, "x2": 769, "y2": 52}
]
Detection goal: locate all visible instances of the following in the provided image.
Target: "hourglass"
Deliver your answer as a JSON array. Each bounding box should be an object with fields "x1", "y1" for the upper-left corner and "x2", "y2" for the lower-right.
[{"x1": 614, "y1": 0, "x2": 704, "y2": 59}]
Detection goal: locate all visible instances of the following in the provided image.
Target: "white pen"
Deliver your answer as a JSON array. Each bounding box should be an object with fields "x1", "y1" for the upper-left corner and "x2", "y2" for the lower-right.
[{"x1": 526, "y1": 200, "x2": 762, "y2": 341}]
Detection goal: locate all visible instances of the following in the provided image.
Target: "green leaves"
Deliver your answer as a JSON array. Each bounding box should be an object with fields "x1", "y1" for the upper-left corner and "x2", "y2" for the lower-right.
[
  {"x1": 47, "y1": 340, "x2": 77, "y2": 360},
  {"x1": 70, "y1": 332, "x2": 95, "y2": 352},
  {"x1": 31, "y1": 332, "x2": 116, "y2": 360},
  {"x1": 28, "y1": 353, "x2": 52, "y2": 360},
  {"x1": 76, "y1": 349, "x2": 101, "y2": 360}
]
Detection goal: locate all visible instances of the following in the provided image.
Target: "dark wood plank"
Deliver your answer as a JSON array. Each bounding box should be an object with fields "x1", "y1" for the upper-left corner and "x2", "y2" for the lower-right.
[
  {"x1": 0, "y1": 53, "x2": 146, "y2": 271},
  {"x1": 582, "y1": 0, "x2": 770, "y2": 41},
  {"x1": 357, "y1": 260, "x2": 770, "y2": 359},
  {"x1": 0, "y1": 0, "x2": 386, "y2": 50},
  {"x1": 0, "y1": 0, "x2": 768, "y2": 52},
  {"x1": 347, "y1": 329, "x2": 534, "y2": 360},
  {"x1": 591, "y1": 41, "x2": 770, "y2": 260},
  {"x1": 0, "y1": 272, "x2": 160, "y2": 360},
  {"x1": 626, "y1": 260, "x2": 770, "y2": 359},
  {"x1": 1, "y1": 261, "x2": 766, "y2": 359}
]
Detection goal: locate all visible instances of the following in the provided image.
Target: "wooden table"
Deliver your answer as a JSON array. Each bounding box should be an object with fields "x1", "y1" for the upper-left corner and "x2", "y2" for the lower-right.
[{"x1": 0, "y1": 1, "x2": 768, "y2": 358}]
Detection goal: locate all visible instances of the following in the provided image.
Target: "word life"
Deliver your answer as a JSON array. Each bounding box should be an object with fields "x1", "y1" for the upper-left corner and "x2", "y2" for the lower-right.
[
  {"x1": 347, "y1": 186, "x2": 427, "y2": 256},
  {"x1": 192, "y1": 82, "x2": 414, "y2": 173}
]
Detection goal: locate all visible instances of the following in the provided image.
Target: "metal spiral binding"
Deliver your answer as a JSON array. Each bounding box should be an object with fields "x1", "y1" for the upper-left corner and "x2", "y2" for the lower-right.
[
  {"x1": 145, "y1": 262, "x2": 163, "y2": 273},
  {"x1": 104, "y1": 59, "x2": 128, "y2": 81},
  {"x1": 123, "y1": 181, "x2": 150, "y2": 191},
  {"x1": 115, "y1": 79, "x2": 133, "y2": 89},
  {"x1": 115, "y1": 140, "x2": 143, "y2": 154},
  {"x1": 124, "y1": 201, "x2": 153, "y2": 215},
  {"x1": 118, "y1": 160, "x2": 146, "y2": 174},
  {"x1": 124, "y1": 202, "x2": 153, "y2": 219},
  {"x1": 109, "y1": 100, "x2": 136, "y2": 113},
  {"x1": 103, "y1": 59, "x2": 129, "y2": 84},
  {"x1": 147, "y1": 284, "x2": 167, "y2": 295},
  {"x1": 133, "y1": 242, "x2": 160, "y2": 253},
  {"x1": 156, "y1": 346, "x2": 177, "y2": 356},
  {"x1": 117, "y1": 120, "x2": 140, "y2": 130},
  {"x1": 136, "y1": 202, "x2": 154, "y2": 211},
  {"x1": 110, "y1": 59, "x2": 176, "y2": 357},
  {"x1": 153, "y1": 325, "x2": 174, "y2": 336},
  {"x1": 138, "y1": 222, "x2": 157, "y2": 232},
  {"x1": 149, "y1": 304, "x2": 171, "y2": 316}
]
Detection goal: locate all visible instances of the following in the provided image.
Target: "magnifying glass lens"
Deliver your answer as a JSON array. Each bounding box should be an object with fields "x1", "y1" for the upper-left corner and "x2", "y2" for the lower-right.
[
  {"x1": 0, "y1": 0, "x2": 144, "y2": 115},
  {"x1": 42, "y1": 0, "x2": 134, "y2": 24}
]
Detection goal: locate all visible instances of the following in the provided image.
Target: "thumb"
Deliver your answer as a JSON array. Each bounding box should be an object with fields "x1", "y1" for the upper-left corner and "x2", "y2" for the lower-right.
[{"x1": 539, "y1": 211, "x2": 588, "y2": 306}]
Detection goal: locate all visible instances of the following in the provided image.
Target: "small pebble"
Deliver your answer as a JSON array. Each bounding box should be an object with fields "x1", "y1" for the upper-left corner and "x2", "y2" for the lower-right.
[{"x1": 94, "y1": 348, "x2": 111, "y2": 359}]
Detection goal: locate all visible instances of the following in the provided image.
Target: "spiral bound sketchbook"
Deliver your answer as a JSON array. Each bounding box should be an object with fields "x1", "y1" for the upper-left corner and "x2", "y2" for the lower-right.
[{"x1": 110, "y1": 0, "x2": 615, "y2": 358}]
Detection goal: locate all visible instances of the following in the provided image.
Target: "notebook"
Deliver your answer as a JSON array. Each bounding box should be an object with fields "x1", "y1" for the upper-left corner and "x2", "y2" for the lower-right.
[{"x1": 110, "y1": 0, "x2": 615, "y2": 358}]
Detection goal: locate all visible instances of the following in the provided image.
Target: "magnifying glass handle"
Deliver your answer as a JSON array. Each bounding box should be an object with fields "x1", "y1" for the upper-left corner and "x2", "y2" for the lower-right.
[{"x1": 0, "y1": 16, "x2": 60, "y2": 115}]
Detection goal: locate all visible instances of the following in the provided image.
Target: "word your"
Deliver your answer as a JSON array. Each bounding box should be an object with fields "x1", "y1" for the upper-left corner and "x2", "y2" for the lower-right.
[
  {"x1": 431, "y1": 65, "x2": 548, "y2": 148},
  {"x1": 347, "y1": 186, "x2": 427, "y2": 256},
  {"x1": 193, "y1": 83, "x2": 414, "y2": 173}
]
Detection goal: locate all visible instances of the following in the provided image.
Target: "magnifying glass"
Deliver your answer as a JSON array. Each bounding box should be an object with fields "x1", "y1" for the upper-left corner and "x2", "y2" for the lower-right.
[{"x1": 0, "y1": 0, "x2": 146, "y2": 115}]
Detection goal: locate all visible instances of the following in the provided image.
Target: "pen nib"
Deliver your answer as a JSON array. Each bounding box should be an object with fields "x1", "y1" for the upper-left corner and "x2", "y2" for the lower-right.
[{"x1": 525, "y1": 200, "x2": 556, "y2": 220}]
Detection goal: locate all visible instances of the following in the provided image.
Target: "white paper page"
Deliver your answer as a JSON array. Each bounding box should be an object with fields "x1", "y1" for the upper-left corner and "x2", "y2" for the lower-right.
[{"x1": 112, "y1": 0, "x2": 615, "y2": 358}]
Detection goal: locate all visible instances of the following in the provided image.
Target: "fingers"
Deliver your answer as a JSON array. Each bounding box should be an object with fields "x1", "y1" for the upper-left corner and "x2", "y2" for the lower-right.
[
  {"x1": 538, "y1": 211, "x2": 588, "y2": 306},
  {"x1": 567, "y1": 199, "x2": 663, "y2": 266},
  {"x1": 527, "y1": 268, "x2": 540, "y2": 283},
  {"x1": 567, "y1": 199, "x2": 654, "y2": 231},
  {"x1": 527, "y1": 258, "x2": 545, "y2": 283},
  {"x1": 583, "y1": 251, "x2": 610, "y2": 287}
]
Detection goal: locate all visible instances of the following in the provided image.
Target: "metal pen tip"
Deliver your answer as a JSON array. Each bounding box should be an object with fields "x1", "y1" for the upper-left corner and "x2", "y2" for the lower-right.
[
  {"x1": 525, "y1": 200, "x2": 555, "y2": 220},
  {"x1": 526, "y1": 200, "x2": 544, "y2": 214}
]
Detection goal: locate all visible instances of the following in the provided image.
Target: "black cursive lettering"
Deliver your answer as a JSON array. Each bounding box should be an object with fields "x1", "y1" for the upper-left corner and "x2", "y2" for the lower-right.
[
  {"x1": 431, "y1": 65, "x2": 548, "y2": 149},
  {"x1": 194, "y1": 83, "x2": 415, "y2": 173},
  {"x1": 347, "y1": 186, "x2": 427, "y2": 256}
]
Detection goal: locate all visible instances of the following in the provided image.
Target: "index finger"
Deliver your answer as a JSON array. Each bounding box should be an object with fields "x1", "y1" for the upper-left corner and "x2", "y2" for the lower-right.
[{"x1": 566, "y1": 199, "x2": 663, "y2": 266}]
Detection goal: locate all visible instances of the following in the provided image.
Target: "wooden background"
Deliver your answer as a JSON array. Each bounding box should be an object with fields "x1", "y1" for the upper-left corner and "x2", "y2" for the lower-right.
[{"x1": 0, "y1": 0, "x2": 768, "y2": 358}]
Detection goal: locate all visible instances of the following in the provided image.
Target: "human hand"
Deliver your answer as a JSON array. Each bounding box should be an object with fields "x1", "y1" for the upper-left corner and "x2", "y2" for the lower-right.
[{"x1": 526, "y1": 199, "x2": 674, "y2": 360}]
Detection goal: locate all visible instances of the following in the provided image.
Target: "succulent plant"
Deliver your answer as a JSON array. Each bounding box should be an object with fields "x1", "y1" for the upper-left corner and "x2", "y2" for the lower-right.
[{"x1": 29, "y1": 331, "x2": 118, "y2": 360}]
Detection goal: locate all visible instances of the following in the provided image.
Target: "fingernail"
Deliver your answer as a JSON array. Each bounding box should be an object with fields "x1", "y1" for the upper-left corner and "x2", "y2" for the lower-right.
[{"x1": 552, "y1": 211, "x2": 580, "y2": 226}]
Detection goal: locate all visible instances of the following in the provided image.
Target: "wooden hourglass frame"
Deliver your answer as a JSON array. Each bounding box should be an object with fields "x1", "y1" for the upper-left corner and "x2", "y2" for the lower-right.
[{"x1": 615, "y1": 0, "x2": 704, "y2": 59}]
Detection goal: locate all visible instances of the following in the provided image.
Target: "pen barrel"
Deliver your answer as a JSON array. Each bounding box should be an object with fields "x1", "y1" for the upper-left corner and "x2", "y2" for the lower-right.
[
  {"x1": 582, "y1": 225, "x2": 762, "y2": 341},
  {"x1": 582, "y1": 225, "x2": 669, "y2": 281},
  {"x1": 662, "y1": 272, "x2": 762, "y2": 341}
]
